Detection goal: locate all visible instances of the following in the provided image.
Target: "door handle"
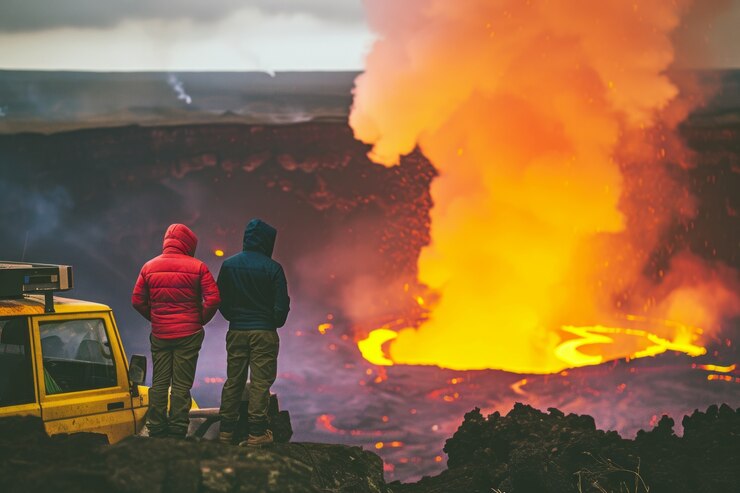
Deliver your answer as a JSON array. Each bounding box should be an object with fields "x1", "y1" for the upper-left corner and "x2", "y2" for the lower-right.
[{"x1": 107, "y1": 401, "x2": 125, "y2": 410}]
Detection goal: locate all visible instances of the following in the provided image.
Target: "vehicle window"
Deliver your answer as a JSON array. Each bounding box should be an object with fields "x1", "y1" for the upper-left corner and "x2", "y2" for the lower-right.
[
  {"x1": 39, "y1": 318, "x2": 116, "y2": 394},
  {"x1": 0, "y1": 317, "x2": 35, "y2": 407}
]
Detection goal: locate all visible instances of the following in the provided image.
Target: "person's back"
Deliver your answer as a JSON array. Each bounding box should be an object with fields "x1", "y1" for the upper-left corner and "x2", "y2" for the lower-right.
[
  {"x1": 132, "y1": 223, "x2": 220, "y2": 438},
  {"x1": 217, "y1": 218, "x2": 289, "y2": 445},
  {"x1": 218, "y1": 220, "x2": 289, "y2": 330}
]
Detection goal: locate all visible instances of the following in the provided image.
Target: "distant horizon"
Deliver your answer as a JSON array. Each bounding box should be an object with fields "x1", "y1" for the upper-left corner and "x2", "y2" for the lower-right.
[
  {"x1": 1, "y1": 1, "x2": 739, "y2": 72},
  {"x1": 1, "y1": 68, "x2": 736, "y2": 137}
]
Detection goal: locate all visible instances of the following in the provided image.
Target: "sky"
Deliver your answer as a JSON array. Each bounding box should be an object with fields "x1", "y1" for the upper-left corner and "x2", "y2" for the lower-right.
[
  {"x1": 0, "y1": 0, "x2": 738, "y2": 72},
  {"x1": 0, "y1": 1, "x2": 373, "y2": 71}
]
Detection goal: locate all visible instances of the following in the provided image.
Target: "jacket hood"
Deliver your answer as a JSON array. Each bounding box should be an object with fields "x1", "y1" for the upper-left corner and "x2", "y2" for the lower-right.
[
  {"x1": 243, "y1": 219, "x2": 276, "y2": 257},
  {"x1": 162, "y1": 223, "x2": 198, "y2": 256}
]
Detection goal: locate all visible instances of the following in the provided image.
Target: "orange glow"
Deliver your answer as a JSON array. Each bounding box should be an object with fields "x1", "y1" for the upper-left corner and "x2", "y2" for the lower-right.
[
  {"x1": 357, "y1": 328, "x2": 398, "y2": 366},
  {"x1": 360, "y1": 317, "x2": 707, "y2": 373},
  {"x1": 318, "y1": 323, "x2": 333, "y2": 334},
  {"x1": 374, "y1": 367, "x2": 389, "y2": 383},
  {"x1": 214, "y1": 249, "x2": 224, "y2": 257},
  {"x1": 375, "y1": 441, "x2": 404, "y2": 449},
  {"x1": 694, "y1": 363, "x2": 736, "y2": 373},
  {"x1": 707, "y1": 374, "x2": 740, "y2": 383},
  {"x1": 350, "y1": 1, "x2": 740, "y2": 373},
  {"x1": 510, "y1": 378, "x2": 529, "y2": 396},
  {"x1": 554, "y1": 322, "x2": 706, "y2": 369},
  {"x1": 317, "y1": 414, "x2": 342, "y2": 434}
]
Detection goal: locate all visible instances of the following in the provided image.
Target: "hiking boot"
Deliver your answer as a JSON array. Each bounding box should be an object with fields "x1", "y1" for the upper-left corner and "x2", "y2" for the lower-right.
[
  {"x1": 219, "y1": 431, "x2": 234, "y2": 444},
  {"x1": 241, "y1": 429, "x2": 273, "y2": 447}
]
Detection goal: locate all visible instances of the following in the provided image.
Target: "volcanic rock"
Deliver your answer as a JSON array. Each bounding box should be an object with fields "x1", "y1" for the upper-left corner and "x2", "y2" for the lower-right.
[
  {"x1": 391, "y1": 402, "x2": 740, "y2": 493},
  {"x1": 0, "y1": 416, "x2": 390, "y2": 493},
  {"x1": 2, "y1": 403, "x2": 739, "y2": 493},
  {"x1": 0, "y1": 416, "x2": 110, "y2": 493}
]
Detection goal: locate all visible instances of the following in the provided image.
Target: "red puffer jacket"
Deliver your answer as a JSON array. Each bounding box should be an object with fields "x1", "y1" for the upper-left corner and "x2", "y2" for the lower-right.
[{"x1": 132, "y1": 224, "x2": 221, "y2": 339}]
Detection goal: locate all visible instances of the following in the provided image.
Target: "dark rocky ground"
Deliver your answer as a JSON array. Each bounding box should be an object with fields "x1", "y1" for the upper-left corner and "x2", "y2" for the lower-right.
[
  {"x1": 2, "y1": 403, "x2": 738, "y2": 493},
  {"x1": 395, "y1": 403, "x2": 740, "y2": 493},
  {"x1": 0, "y1": 415, "x2": 389, "y2": 493}
]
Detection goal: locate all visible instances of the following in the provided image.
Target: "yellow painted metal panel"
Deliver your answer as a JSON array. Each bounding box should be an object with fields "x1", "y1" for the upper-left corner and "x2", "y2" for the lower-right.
[
  {"x1": 44, "y1": 407, "x2": 135, "y2": 444},
  {"x1": 132, "y1": 385, "x2": 149, "y2": 433},
  {"x1": 31, "y1": 311, "x2": 137, "y2": 442},
  {"x1": 0, "y1": 295, "x2": 110, "y2": 317},
  {"x1": 40, "y1": 389, "x2": 132, "y2": 421},
  {"x1": 0, "y1": 402, "x2": 41, "y2": 419}
]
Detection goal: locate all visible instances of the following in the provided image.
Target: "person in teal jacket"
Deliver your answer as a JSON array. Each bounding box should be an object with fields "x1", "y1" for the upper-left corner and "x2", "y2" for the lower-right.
[{"x1": 217, "y1": 218, "x2": 290, "y2": 445}]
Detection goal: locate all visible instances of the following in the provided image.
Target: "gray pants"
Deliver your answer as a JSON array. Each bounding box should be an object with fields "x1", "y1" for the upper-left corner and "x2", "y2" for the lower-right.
[
  {"x1": 219, "y1": 330, "x2": 279, "y2": 435},
  {"x1": 148, "y1": 330, "x2": 204, "y2": 437}
]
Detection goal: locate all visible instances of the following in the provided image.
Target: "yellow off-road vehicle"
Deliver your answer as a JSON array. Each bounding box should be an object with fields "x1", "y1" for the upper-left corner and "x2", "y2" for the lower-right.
[{"x1": 0, "y1": 261, "x2": 150, "y2": 443}]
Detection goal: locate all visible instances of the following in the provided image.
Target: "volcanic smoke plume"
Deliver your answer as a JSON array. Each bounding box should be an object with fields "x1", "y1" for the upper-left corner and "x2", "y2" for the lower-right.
[{"x1": 351, "y1": 0, "x2": 740, "y2": 373}]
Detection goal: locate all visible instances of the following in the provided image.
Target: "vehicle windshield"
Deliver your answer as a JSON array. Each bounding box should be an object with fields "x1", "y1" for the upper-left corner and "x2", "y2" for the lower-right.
[{"x1": 39, "y1": 318, "x2": 116, "y2": 394}]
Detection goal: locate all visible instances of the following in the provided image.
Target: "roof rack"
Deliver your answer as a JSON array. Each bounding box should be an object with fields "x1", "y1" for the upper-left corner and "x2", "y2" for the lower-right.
[{"x1": 0, "y1": 261, "x2": 74, "y2": 313}]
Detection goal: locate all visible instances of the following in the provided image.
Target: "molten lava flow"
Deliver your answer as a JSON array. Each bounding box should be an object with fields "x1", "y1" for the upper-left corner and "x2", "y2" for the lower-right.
[
  {"x1": 555, "y1": 322, "x2": 706, "y2": 369},
  {"x1": 510, "y1": 378, "x2": 529, "y2": 396},
  {"x1": 693, "y1": 363, "x2": 736, "y2": 373},
  {"x1": 351, "y1": 1, "x2": 740, "y2": 373},
  {"x1": 358, "y1": 327, "x2": 398, "y2": 366},
  {"x1": 317, "y1": 323, "x2": 333, "y2": 334},
  {"x1": 361, "y1": 315, "x2": 707, "y2": 373}
]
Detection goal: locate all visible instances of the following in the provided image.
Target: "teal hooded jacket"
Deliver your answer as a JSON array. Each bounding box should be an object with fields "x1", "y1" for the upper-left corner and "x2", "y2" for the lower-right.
[{"x1": 216, "y1": 219, "x2": 290, "y2": 330}]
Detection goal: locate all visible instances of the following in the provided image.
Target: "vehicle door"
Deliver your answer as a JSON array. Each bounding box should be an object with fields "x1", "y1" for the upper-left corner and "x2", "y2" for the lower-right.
[
  {"x1": 0, "y1": 316, "x2": 40, "y2": 419},
  {"x1": 107, "y1": 311, "x2": 149, "y2": 433},
  {"x1": 32, "y1": 312, "x2": 136, "y2": 443}
]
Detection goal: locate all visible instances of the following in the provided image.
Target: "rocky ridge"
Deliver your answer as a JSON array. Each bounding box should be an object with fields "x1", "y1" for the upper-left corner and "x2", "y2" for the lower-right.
[{"x1": 1, "y1": 403, "x2": 738, "y2": 493}]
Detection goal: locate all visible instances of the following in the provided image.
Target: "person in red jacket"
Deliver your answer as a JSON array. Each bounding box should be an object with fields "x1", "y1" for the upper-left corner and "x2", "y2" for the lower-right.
[{"x1": 131, "y1": 223, "x2": 220, "y2": 438}]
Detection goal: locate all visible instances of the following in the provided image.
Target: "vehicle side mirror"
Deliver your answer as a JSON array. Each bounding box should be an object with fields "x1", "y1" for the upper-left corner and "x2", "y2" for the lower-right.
[{"x1": 129, "y1": 354, "x2": 147, "y2": 396}]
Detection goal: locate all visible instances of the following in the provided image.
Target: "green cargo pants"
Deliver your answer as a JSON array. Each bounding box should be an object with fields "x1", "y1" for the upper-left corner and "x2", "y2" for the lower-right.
[
  {"x1": 148, "y1": 330, "x2": 204, "y2": 438},
  {"x1": 219, "y1": 330, "x2": 279, "y2": 436}
]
